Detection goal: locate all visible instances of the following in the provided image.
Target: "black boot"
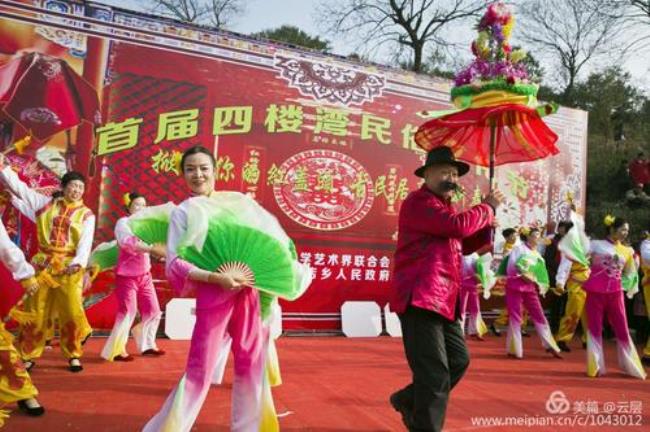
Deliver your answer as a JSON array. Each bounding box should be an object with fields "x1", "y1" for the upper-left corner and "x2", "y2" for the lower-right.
[
  {"x1": 389, "y1": 392, "x2": 413, "y2": 429},
  {"x1": 490, "y1": 323, "x2": 501, "y2": 337},
  {"x1": 557, "y1": 341, "x2": 571, "y2": 352},
  {"x1": 69, "y1": 358, "x2": 83, "y2": 373},
  {"x1": 18, "y1": 399, "x2": 45, "y2": 417}
]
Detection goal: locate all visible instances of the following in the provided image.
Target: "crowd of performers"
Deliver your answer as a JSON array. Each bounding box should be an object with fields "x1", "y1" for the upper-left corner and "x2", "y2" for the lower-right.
[
  {"x1": 458, "y1": 216, "x2": 649, "y2": 380},
  {"x1": 1, "y1": 144, "x2": 649, "y2": 430},
  {"x1": 0, "y1": 147, "x2": 287, "y2": 431}
]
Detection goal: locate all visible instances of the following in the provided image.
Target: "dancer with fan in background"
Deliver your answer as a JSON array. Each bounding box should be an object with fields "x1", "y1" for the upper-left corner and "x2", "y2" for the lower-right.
[
  {"x1": 580, "y1": 216, "x2": 646, "y2": 379},
  {"x1": 0, "y1": 218, "x2": 44, "y2": 422},
  {"x1": 490, "y1": 228, "x2": 529, "y2": 337},
  {"x1": 100, "y1": 192, "x2": 166, "y2": 362},
  {"x1": 641, "y1": 231, "x2": 650, "y2": 365},
  {"x1": 0, "y1": 154, "x2": 93, "y2": 373},
  {"x1": 459, "y1": 246, "x2": 496, "y2": 340},
  {"x1": 553, "y1": 219, "x2": 592, "y2": 353},
  {"x1": 144, "y1": 146, "x2": 311, "y2": 432},
  {"x1": 503, "y1": 226, "x2": 562, "y2": 359}
]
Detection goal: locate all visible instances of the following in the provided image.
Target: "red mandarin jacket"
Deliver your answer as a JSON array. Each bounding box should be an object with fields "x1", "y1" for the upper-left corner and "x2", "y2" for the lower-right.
[{"x1": 390, "y1": 185, "x2": 495, "y2": 321}]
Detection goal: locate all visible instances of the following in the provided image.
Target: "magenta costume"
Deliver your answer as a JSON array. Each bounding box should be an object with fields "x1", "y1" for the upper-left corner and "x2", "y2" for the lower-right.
[{"x1": 101, "y1": 217, "x2": 162, "y2": 360}]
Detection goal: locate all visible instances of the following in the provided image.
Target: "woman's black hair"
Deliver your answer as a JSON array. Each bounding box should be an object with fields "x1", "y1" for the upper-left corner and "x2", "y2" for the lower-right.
[
  {"x1": 519, "y1": 227, "x2": 540, "y2": 242},
  {"x1": 605, "y1": 217, "x2": 627, "y2": 235},
  {"x1": 502, "y1": 228, "x2": 516, "y2": 238},
  {"x1": 127, "y1": 192, "x2": 144, "y2": 202},
  {"x1": 180, "y1": 146, "x2": 215, "y2": 173},
  {"x1": 61, "y1": 171, "x2": 85, "y2": 188},
  {"x1": 125, "y1": 191, "x2": 145, "y2": 211}
]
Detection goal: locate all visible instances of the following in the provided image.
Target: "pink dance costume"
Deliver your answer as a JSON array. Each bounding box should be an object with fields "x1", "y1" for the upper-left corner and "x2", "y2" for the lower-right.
[
  {"x1": 505, "y1": 244, "x2": 561, "y2": 357},
  {"x1": 459, "y1": 253, "x2": 489, "y2": 338},
  {"x1": 143, "y1": 198, "x2": 268, "y2": 432},
  {"x1": 101, "y1": 217, "x2": 162, "y2": 360},
  {"x1": 582, "y1": 239, "x2": 646, "y2": 379}
]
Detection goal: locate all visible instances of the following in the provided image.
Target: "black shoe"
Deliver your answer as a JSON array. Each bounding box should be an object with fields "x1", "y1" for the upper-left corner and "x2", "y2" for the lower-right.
[
  {"x1": 69, "y1": 358, "x2": 83, "y2": 373},
  {"x1": 18, "y1": 399, "x2": 45, "y2": 417},
  {"x1": 22, "y1": 359, "x2": 35, "y2": 372},
  {"x1": 582, "y1": 342, "x2": 587, "y2": 349},
  {"x1": 521, "y1": 329, "x2": 530, "y2": 337},
  {"x1": 557, "y1": 341, "x2": 571, "y2": 352},
  {"x1": 642, "y1": 356, "x2": 650, "y2": 366},
  {"x1": 490, "y1": 323, "x2": 501, "y2": 337},
  {"x1": 389, "y1": 392, "x2": 413, "y2": 429},
  {"x1": 546, "y1": 348, "x2": 563, "y2": 359}
]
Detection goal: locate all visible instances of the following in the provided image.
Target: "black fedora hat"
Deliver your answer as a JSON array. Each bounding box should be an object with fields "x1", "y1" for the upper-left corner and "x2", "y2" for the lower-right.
[{"x1": 414, "y1": 146, "x2": 470, "y2": 178}]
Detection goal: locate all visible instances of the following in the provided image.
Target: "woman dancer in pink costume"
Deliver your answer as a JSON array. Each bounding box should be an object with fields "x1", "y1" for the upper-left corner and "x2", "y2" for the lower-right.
[
  {"x1": 583, "y1": 216, "x2": 646, "y2": 379},
  {"x1": 143, "y1": 146, "x2": 267, "y2": 432},
  {"x1": 101, "y1": 192, "x2": 166, "y2": 362}
]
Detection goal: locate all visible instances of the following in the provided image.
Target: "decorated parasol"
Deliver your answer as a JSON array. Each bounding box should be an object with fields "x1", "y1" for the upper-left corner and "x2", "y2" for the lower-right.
[
  {"x1": 0, "y1": 52, "x2": 101, "y2": 156},
  {"x1": 414, "y1": 1, "x2": 559, "y2": 190}
]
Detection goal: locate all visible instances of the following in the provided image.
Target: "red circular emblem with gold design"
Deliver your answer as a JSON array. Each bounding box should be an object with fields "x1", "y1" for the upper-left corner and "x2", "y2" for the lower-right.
[{"x1": 273, "y1": 149, "x2": 374, "y2": 231}]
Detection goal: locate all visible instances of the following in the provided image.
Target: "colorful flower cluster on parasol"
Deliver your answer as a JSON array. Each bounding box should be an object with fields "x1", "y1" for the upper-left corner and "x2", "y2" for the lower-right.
[
  {"x1": 455, "y1": 2, "x2": 529, "y2": 89},
  {"x1": 414, "y1": 1, "x2": 560, "y2": 179}
]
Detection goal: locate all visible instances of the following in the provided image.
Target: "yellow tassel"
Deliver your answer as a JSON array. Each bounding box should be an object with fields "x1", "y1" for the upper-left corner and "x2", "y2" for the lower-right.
[
  {"x1": 7, "y1": 308, "x2": 37, "y2": 325},
  {"x1": 603, "y1": 214, "x2": 615, "y2": 227},
  {"x1": 4, "y1": 294, "x2": 37, "y2": 325},
  {"x1": 123, "y1": 193, "x2": 131, "y2": 207},
  {"x1": 37, "y1": 271, "x2": 60, "y2": 289},
  {"x1": 19, "y1": 276, "x2": 37, "y2": 290},
  {"x1": 0, "y1": 408, "x2": 11, "y2": 427},
  {"x1": 0, "y1": 324, "x2": 15, "y2": 345},
  {"x1": 13, "y1": 135, "x2": 31, "y2": 154}
]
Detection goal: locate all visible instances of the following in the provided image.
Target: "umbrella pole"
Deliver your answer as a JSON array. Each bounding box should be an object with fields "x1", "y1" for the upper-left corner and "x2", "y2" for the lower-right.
[
  {"x1": 489, "y1": 123, "x2": 496, "y2": 192},
  {"x1": 489, "y1": 123, "x2": 497, "y2": 245}
]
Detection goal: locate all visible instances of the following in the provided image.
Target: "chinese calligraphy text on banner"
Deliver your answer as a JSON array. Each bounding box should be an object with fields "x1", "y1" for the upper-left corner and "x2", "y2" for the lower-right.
[{"x1": 0, "y1": 0, "x2": 588, "y2": 330}]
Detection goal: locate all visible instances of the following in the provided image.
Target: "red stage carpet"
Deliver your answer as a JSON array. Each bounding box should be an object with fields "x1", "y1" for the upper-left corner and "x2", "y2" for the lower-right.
[{"x1": 6, "y1": 336, "x2": 649, "y2": 431}]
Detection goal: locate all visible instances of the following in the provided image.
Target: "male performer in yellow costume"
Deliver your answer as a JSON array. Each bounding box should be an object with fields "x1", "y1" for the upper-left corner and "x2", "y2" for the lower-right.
[
  {"x1": 0, "y1": 154, "x2": 94, "y2": 373},
  {"x1": 553, "y1": 232, "x2": 591, "y2": 352},
  {"x1": 0, "y1": 218, "x2": 45, "y2": 423}
]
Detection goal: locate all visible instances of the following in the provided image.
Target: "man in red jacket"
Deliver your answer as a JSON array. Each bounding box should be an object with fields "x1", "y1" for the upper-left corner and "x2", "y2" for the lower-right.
[
  {"x1": 629, "y1": 152, "x2": 650, "y2": 189},
  {"x1": 389, "y1": 146, "x2": 504, "y2": 431}
]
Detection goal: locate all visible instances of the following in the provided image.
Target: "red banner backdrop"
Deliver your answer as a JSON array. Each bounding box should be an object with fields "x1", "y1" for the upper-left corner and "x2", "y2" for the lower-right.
[{"x1": 0, "y1": 0, "x2": 588, "y2": 331}]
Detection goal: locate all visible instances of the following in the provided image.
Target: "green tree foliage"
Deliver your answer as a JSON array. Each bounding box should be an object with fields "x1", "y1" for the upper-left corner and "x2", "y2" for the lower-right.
[
  {"x1": 571, "y1": 67, "x2": 645, "y2": 141},
  {"x1": 252, "y1": 25, "x2": 330, "y2": 52}
]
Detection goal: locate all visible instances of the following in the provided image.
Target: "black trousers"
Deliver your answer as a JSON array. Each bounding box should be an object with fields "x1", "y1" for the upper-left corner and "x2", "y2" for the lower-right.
[{"x1": 393, "y1": 306, "x2": 470, "y2": 432}]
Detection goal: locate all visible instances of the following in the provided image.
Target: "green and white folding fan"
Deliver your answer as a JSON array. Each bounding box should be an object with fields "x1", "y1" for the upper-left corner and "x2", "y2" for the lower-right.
[
  {"x1": 515, "y1": 252, "x2": 550, "y2": 293},
  {"x1": 89, "y1": 240, "x2": 119, "y2": 271},
  {"x1": 476, "y1": 253, "x2": 497, "y2": 299},
  {"x1": 622, "y1": 271, "x2": 639, "y2": 297},
  {"x1": 128, "y1": 202, "x2": 176, "y2": 245},
  {"x1": 496, "y1": 254, "x2": 509, "y2": 277},
  {"x1": 558, "y1": 211, "x2": 591, "y2": 267},
  {"x1": 177, "y1": 192, "x2": 312, "y2": 318}
]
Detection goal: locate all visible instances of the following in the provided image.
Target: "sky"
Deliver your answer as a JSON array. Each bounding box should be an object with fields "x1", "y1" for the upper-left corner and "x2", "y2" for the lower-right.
[{"x1": 100, "y1": 0, "x2": 649, "y2": 93}]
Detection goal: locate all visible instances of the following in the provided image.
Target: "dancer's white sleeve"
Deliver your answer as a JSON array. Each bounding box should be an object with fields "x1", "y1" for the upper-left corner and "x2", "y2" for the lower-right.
[
  {"x1": 0, "y1": 219, "x2": 35, "y2": 281},
  {"x1": 641, "y1": 240, "x2": 650, "y2": 268},
  {"x1": 70, "y1": 215, "x2": 95, "y2": 268},
  {"x1": 555, "y1": 255, "x2": 571, "y2": 288},
  {"x1": 0, "y1": 166, "x2": 50, "y2": 215}
]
